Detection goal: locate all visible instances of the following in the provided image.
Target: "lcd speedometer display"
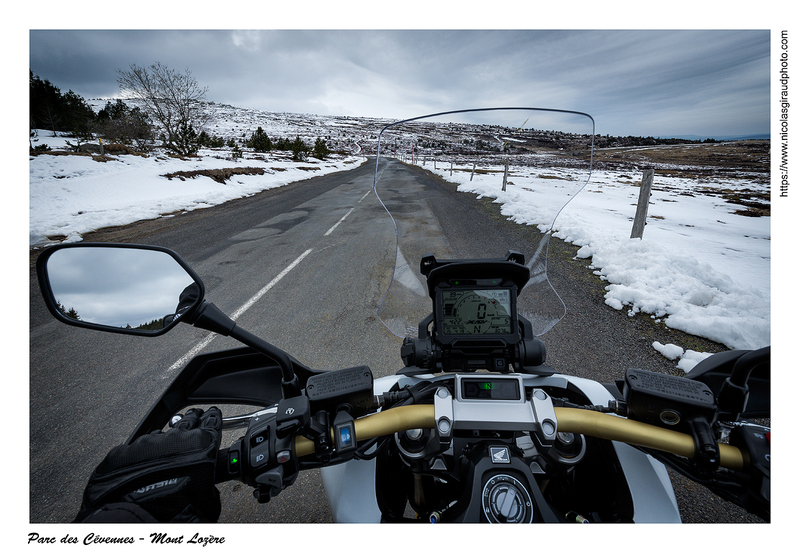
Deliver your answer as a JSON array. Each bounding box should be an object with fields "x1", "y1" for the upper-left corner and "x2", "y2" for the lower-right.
[
  {"x1": 441, "y1": 289, "x2": 512, "y2": 335},
  {"x1": 461, "y1": 377, "x2": 522, "y2": 400}
]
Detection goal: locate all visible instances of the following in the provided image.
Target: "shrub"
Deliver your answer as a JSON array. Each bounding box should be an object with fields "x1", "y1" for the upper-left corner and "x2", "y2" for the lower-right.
[
  {"x1": 197, "y1": 131, "x2": 225, "y2": 148},
  {"x1": 246, "y1": 127, "x2": 272, "y2": 152},
  {"x1": 94, "y1": 100, "x2": 154, "y2": 149},
  {"x1": 290, "y1": 136, "x2": 309, "y2": 161},
  {"x1": 273, "y1": 136, "x2": 292, "y2": 150},
  {"x1": 173, "y1": 121, "x2": 199, "y2": 156},
  {"x1": 313, "y1": 138, "x2": 330, "y2": 160}
]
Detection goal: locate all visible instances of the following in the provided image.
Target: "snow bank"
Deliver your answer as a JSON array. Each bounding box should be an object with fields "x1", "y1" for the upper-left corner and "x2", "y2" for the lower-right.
[
  {"x1": 29, "y1": 132, "x2": 363, "y2": 245},
  {"x1": 427, "y1": 160, "x2": 770, "y2": 362}
]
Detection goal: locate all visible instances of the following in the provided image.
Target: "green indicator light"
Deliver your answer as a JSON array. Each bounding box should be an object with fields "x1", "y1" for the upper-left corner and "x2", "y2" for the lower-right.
[
  {"x1": 231, "y1": 458, "x2": 238, "y2": 464},
  {"x1": 480, "y1": 382, "x2": 493, "y2": 390}
]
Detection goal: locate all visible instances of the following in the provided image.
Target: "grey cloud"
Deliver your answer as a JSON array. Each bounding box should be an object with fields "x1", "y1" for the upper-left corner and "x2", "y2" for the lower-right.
[{"x1": 29, "y1": 29, "x2": 769, "y2": 137}]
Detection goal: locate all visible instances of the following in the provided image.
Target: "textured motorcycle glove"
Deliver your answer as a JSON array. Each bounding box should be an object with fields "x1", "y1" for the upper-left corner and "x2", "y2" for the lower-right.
[{"x1": 75, "y1": 407, "x2": 223, "y2": 523}]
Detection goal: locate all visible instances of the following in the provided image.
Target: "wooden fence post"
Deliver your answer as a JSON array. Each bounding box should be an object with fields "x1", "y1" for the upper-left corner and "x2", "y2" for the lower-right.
[
  {"x1": 502, "y1": 158, "x2": 509, "y2": 191},
  {"x1": 470, "y1": 161, "x2": 476, "y2": 181},
  {"x1": 630, "y1": 169, "x2": 655, "y2": 239}
]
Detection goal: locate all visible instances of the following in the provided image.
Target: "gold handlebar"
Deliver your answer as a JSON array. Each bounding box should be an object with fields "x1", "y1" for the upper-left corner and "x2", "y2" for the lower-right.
[
  {"x1": 554, "y1": 407, "x2": 745, "y2": 470},
  {"x1": 294, "y1": 405, "x2": 435, "y2": 458},
  {"x1": 293, "y1": 404, "x2": 745, "y2": 470}
]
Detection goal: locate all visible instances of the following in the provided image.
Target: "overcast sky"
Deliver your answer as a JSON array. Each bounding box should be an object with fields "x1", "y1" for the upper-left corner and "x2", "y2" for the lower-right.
[{"x1": 29, "y1": 29, "x2": 771, "y2": 138}]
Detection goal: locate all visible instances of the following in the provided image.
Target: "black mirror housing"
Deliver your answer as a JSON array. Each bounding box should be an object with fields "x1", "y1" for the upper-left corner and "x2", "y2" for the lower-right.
[{"x1": 36, "y1": 243, "x2": 205, "y2": 336}]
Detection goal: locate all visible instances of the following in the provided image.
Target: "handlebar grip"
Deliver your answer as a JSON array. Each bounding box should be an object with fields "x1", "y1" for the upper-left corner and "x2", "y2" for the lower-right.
[{"x1": 214, "y1": 447, "x2": 238, "y2": 484}]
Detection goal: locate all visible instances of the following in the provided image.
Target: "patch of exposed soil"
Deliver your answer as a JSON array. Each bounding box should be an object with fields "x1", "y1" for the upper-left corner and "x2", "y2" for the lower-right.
[
  {"x1": 162, "y1": 166, "x2": 267, "y2": 183},
  {"x1": 590, "y1": 140, "x2": 770, "y2": 175},
  {"x1": 30, "y1": 145, "x2": 148, "y2": 162}
]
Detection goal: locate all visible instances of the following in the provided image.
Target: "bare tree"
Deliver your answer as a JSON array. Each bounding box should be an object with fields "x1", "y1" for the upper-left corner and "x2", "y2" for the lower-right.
[{"x1": 117, "y1": 62, "x2": 211, "y2": 155}]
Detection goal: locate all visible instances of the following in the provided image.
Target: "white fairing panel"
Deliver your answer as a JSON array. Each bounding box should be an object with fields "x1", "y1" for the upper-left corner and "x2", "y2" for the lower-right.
[
  {"x1": 321, "y1": 458, "x2": 381, "y2": 523},
  {"x1": 615, "y1": 443, "x2": 682, "y2": 522}
]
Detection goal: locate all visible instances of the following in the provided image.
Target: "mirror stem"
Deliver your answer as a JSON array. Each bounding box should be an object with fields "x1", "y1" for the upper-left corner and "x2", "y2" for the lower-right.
[{"x1": 189, "y1": 301, "x2": 300, "y2": 397}]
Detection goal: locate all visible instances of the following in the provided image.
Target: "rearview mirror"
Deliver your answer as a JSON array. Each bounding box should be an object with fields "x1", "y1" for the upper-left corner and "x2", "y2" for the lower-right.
[{"x1": 36, "y1": 243, "x2": 205, "y2": 336}]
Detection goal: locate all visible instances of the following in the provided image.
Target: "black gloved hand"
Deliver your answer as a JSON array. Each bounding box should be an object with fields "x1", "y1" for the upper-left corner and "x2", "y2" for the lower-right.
[{"x1": 75, "y1": 407, "x2": 223, "y2": 523}]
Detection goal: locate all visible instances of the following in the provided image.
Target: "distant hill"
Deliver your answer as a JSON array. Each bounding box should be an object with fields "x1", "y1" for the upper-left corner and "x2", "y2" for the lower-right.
[
  {"x1": 658, "y1": 133, "x2": 769, "y2": 142},
  {"x1": 82, "y1": 97, "x2": 768, "y2": 154}
]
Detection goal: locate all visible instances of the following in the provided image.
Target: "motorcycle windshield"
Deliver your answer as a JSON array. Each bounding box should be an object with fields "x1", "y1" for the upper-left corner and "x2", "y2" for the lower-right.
[{"x1": 373, "y1": 108, "x2": 594, "y2": 339}]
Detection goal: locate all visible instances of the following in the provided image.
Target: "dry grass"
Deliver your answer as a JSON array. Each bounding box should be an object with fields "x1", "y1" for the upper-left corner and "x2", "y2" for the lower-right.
[
  {"x1": 592, "y1": 141, "x2": 770, "y2": 217},
  {"x1": 161, "y1": 166, "x2": 267, "y2": 184}
]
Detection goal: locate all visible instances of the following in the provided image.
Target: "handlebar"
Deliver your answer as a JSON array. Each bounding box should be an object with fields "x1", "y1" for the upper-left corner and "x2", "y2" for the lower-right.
[
  {"x1": 292, "y1": 405, "x2": 747, "y2": 470},
  {"x1": 294, "y1": 404, "x2": 434, "y2": 457},
  {"x1": 554, "y1": 407, "x2": 745, "y2": 470}
]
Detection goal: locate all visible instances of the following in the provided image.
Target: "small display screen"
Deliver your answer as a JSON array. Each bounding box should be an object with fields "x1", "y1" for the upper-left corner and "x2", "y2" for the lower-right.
[
  {"x1": 461, "y1": 378, "x2": 522, "y2": 401},
  {"x1": 441, "y1": 289, "x2": 513, "y2": 335}
]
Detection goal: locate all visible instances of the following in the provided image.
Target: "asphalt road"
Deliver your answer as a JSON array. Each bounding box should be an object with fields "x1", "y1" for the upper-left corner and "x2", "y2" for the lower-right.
[{"x1": 29, "y1": 158, "x2": 761, "y2": 523}]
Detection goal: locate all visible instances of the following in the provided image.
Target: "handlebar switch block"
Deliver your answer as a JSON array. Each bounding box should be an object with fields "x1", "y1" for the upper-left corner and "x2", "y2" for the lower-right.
[{"x1": 276, "y1": 395, "x2": 311, "y2": 438}]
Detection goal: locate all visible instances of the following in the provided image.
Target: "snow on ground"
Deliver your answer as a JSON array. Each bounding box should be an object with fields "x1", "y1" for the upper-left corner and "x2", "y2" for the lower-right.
[
  {"x1": 424, "y1": 158, "x2": 770, "y2": 367},
  {"x1": 30, "y1": 132, "x2": 770, "y2": 371},
  {"x1": 29, "y1": 131, "x2": 365, "y2": 245}
]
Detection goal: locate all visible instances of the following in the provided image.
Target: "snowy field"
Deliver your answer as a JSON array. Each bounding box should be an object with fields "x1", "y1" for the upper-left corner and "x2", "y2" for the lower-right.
[
  {"x1": 422, "y1": 156, "x2": 770, "y2": 370},
  {"x1": 29, "y1": 132, "x2": 364, "y2": 246},
  {"x1": 29, "y1": 130, "x2": 770, "y2": 371}
]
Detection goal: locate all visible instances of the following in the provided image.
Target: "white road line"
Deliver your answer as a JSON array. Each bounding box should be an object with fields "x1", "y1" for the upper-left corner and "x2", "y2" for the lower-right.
[
  {"x1": 323, "y1": 189, "x2": 370, "y2": 236},
  {"x1": 164, "y1": 248, "x2": 313, "y2": 377},
  {"x1": 164, "y1": 334, "x2": 217, "y2": 378},
  {"x1": 324, "y1": 207, "x2": 355, "y2": 236},
  {"x1": 230, "y1": 248, "x2": 313, "y2": 319},
  {"x1": 165, "y1": 186, "x2": 370, "y2": 376}
]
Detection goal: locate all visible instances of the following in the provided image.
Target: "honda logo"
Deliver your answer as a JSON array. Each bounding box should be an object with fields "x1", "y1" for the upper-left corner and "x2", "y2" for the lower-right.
[{"x1": 489, "y1": 446, "x2": 510, "y2": 464}]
